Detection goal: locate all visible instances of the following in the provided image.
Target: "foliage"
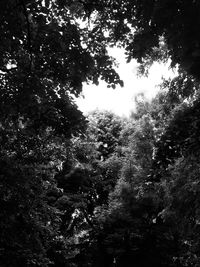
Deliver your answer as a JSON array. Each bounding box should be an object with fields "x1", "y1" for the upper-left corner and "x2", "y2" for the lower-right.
[
  {"x1": 83, "y1": 0, "x2": 200, "y2": 80},
  {"x1": 52, "y1": 111, "x2": 124, "y2": 265},
  {"x1": 0, "y1": 0, "x2": 124, "y2": 265},
  {"x1": 2, "y1": 1, "x2": 200, "y2": 266}
]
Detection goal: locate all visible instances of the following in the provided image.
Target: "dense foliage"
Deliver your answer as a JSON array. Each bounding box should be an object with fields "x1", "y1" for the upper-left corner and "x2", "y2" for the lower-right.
[
  {"x1": 1, "y1": 0, "x2": 200, "y2": 267},
  {"x1": 0, "y1": 0, "x2": 122, "y2": 266}
]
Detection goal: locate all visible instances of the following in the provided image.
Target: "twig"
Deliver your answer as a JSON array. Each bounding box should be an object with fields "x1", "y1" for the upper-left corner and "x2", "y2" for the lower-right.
[{"x1": 20, "y1": 0, "x2": 33, "y2": 72}]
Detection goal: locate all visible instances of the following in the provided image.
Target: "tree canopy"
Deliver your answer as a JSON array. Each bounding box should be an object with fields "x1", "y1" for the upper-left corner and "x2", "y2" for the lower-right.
[{"x1": 2, "y1": 1, "x2": 200, "y2": 267}]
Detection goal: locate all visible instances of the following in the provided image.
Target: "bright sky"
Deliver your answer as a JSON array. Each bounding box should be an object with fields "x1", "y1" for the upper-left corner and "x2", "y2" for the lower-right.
[{"x1": 75, "y1": 47, "x2": 176, "y2": 117}]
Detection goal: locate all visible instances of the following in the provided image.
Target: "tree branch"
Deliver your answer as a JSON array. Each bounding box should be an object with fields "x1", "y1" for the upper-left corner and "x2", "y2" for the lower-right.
[{"x1": 20, "y1": 0, "x2": 33, "y2": 71}]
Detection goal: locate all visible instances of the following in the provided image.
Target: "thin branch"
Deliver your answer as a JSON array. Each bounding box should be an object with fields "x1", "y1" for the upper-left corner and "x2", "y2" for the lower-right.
[{"x1": 20, "y1": 0, "x2": 33, "y2": 71}]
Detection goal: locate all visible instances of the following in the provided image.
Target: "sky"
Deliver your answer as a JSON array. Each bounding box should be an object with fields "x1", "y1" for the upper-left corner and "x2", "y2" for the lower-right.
[{"x1": 75, "y1": 47, "x2": 176, "y2": 117}]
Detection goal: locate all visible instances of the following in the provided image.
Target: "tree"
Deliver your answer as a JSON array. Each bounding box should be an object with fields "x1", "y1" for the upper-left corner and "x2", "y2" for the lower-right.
[
  {"x1": 76, "y1": 2, "x2": 200, "y2": 266},
  {"x1": 91, "y1": 105, "x2": 179, "y2": 267},
  {"x1": 53, "y1": 110, "x2": 124, "y2": 266},
  {"x1": 83, "y1": 0, "x2": 200, "y2": 80},
  {"x1": 0, "y1": 1, "x2": 124, "y2": 266},
  {"x1": 3, "y1": 1, "x2": 200, "y2": 266}
]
